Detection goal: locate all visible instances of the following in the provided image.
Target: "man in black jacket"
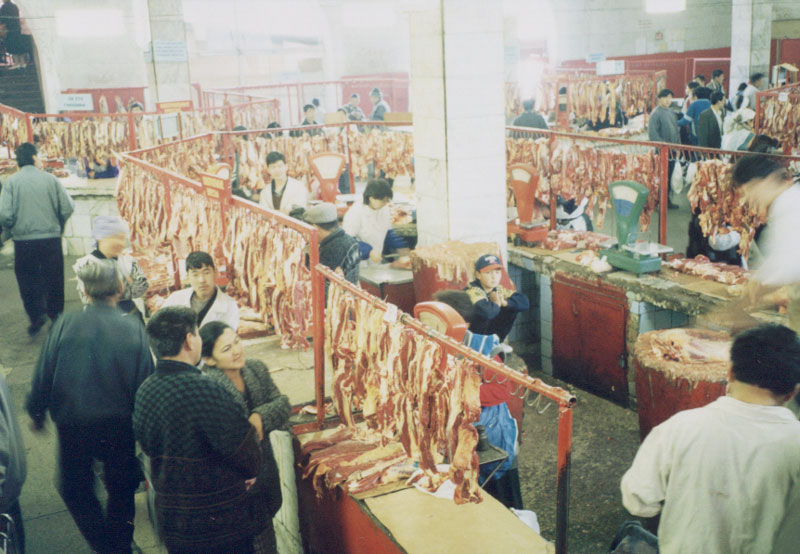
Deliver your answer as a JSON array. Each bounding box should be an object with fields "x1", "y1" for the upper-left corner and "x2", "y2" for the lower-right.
[
  {"x1": 27, "y1": 260, "x2": 154, "y2": 554},
  {"x1": 696, "y1": 91, "x2": 725, "y2": 149},
  {"x1": 134, "y1": 307, "x2": 265, "y2": 554},
  {"x1": 512, "y1": 99, "x2": 548, "y2": 132},
  {"x1": 305, "y1": 202, "x2": 360, "y2": 284}
]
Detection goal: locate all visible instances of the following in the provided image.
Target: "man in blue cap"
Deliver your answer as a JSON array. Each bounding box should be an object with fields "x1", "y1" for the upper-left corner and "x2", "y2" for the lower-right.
[
  {"x1": 305, "y1": 202, "x2": 360, "y2": 284},
  {"x1": 464, "y1": 254, "x2": 529, "y2": 341}
]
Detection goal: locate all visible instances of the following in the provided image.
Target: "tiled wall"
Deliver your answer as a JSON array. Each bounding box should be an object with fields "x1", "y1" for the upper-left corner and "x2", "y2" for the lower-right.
[{"x1": 630, "y1": 299, "x2": 689, "y2": 333}]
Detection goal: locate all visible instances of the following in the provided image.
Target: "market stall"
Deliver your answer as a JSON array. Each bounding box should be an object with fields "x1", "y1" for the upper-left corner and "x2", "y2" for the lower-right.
[
  {"x1": 115, "y1": 149, "x2": 321, "y2": 348},
  {"x1": 296, "y1": 265, "x2": 576, "y2": 554}
]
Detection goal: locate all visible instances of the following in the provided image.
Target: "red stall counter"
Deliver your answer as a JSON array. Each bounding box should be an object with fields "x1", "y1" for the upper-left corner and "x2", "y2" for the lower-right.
[{"x1": 633, "y1": 328, "x2": 731, "y2": 440}]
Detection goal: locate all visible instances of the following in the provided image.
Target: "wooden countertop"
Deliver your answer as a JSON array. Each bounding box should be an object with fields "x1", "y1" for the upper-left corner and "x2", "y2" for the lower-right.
[{"x1": 508, "y1": 245, "x2": 785, "y2": 323}]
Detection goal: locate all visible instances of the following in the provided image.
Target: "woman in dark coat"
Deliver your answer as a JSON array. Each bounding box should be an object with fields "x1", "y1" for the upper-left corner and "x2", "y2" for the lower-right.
[{"x1": 200, "y1": 321, "x2": 290, "y2": 554}]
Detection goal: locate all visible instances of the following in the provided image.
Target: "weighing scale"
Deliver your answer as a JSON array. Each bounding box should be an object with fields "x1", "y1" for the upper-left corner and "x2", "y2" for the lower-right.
[
  {"x1": 506, "y1": 164, "x2": 549, "y2": 246},
  {"x1": 599, "y1": 180, "x2": 672, "y2": 275}
]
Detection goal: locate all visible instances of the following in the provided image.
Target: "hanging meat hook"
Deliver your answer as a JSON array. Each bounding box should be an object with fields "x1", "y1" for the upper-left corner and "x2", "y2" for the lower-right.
[{"x1": 526, "y1": 392, "x2": 552, "y2": 415}]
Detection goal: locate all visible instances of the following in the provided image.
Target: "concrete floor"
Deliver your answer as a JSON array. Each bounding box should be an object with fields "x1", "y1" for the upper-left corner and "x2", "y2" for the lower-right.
[{"x1": 0, "y1": 194, "x2": 695, "y2": 553}]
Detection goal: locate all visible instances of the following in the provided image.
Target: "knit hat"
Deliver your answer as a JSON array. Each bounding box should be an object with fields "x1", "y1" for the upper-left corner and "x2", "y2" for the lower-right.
[
  {"x1": 475, "y1": 254, "x2": 502, "y2": 273},
  {"x1": 92, "y1": 215, "x2": 128, "y2": 240},
  {"x1": 304, "y1": 202, "x2": 338, "y2": 224},
  {"x1": 370, "y1": 88, "x2": 382, "y2": 97}
]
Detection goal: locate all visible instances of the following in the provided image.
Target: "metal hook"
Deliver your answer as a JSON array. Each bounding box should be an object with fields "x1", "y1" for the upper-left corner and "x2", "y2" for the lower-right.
[
  {"x1": 483, "y1": 371, "x2": 497, "y2": 384},
  {"x1": 526, "y1": 392, "x2": 553, "y2": 415},
  {"x1": 509, "y1": 382, "x2": 524, "y2": 397}
]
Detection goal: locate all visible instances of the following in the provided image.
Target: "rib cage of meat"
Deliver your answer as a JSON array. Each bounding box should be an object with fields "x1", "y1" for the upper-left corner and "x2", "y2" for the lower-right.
[
  {"x1": 686, "y1": 159, "x2": 763, "y2": 256},
  {"x1": 117, "y1": 160, "x2": 313, "y2": 348},
  {"x1": 317, "y1": 281, "x2": 483, "y2": 504},
  {"x1": 562, "y1": 75, "x2": 654, "y2": 125},
  {"x1": 506, "y1": 136, "x2": 661, "y2": 230},
  {"x1": 32, "y1": 117, "x2": 130, "y2": 160}
]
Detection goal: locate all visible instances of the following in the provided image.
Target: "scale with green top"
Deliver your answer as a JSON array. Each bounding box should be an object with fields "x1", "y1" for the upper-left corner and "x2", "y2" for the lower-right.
[{"x1": 599, "y1": 180, "x2": 672, "y2": 275}]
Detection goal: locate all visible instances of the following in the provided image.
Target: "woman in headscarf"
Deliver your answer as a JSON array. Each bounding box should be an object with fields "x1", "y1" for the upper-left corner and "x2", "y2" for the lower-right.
[
  {"x1": 721, "y1": 107, "x2": 756, "y2": 151},
  {"x1": 73, "y1": 215, "x2": 148, "y2": 318}
]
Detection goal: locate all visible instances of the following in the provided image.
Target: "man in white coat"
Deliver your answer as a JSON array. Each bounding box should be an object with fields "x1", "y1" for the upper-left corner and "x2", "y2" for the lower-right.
[
  {"x1": 258, "y1": 151, "x2": 308, "y2": 215},
  {"x1": 163, "y1": 251, "x2": 239, "y2": 330}
]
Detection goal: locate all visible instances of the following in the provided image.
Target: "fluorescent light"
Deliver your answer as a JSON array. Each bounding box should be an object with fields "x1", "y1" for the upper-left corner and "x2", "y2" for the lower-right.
[
  {"x1": 645, "y1": 0, "x2": 686, "y2": 14},
  {"x1": 56, "y1": 10, "x2": 124, "y2": 39}
]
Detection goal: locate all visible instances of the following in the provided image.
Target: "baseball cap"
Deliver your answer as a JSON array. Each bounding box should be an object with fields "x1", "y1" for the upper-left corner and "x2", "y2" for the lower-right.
[
  {"x1": 475, "y1": 254, "x2": 502, "y2": 273},
  {"x1": 304, "y1": 202, "x2": 338, "y2": 224}
]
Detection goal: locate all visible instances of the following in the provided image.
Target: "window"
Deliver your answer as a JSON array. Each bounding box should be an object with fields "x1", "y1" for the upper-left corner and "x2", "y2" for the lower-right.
[{"x1": 645, "y1": 0, "x2": 686, "y2": 14}]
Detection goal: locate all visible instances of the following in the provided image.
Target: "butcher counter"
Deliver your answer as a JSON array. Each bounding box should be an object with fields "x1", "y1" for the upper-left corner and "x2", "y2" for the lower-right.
[
  {"x1": 506, "y1": 244, "x2": 785, "y2": 407},
  {"x1": 294, "y1": 426, "x2": 555, "y2": 554}
]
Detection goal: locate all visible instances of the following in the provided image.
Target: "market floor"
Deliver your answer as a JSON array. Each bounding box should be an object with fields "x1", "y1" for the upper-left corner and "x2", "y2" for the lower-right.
[{"x1": 1, "y1": 242, "x2": 639, "y2": 554}]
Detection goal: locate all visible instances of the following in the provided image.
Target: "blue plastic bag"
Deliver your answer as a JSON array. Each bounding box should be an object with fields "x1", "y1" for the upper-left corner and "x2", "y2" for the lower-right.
[{"x1": 478, "y1": 402, "x2": 518, "y2": 483}]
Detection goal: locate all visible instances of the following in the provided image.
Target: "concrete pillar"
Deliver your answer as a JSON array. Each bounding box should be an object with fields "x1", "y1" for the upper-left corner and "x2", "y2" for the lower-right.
[
  {"x1": 146, "y1": 0, "x2": 192, "y2": 106},
  {"x1": 409, "y1": 0, "x2": 507, "y2": 252},
  {"x1": 730, "y1": 0, "x2": 773, "y2": 91}
]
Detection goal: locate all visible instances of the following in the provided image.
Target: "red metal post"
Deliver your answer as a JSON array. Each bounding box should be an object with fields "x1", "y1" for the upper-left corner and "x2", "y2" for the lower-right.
[
  {"x1": 659, "y1": 145, "x2": 669, "y2": 246},
  {"x1": 225, "y1": 104, "x2": 234, "y2": 131},
  {"x1": 310, "y1": 230, "x2": 325, "y2": 430},
  {"x1": 24, "y1": 113, "x2": 33, "y2": 143},
  {"x1": 128, "y1": 112, "x2": 137, "y2": 150},
  {"x1": 347, "y1": 123, "x2": 355, "y2": 194},
  {"x1": 555, "y1": 404, "x2": 574, "y2": 554}
]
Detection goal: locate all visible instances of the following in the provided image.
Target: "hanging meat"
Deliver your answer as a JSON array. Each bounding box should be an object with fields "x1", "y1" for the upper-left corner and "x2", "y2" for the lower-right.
[
  {"x1": 758, "y1": 95, "x2": 800, "y2": 154},
  {"x1": 300, "y1": 280, "x2": 483, "y2": 504},
  {"x1": 0, "y1": 109, "x2": 30, "y2": 149},
  {"x1": 687, "y1": 159, "x2": 763, "y2": 256},
  {"x1": 32, "y1": 116, "x2": 130, "y2": 161},
  {"x1": 117, "y1": 157, "x2": 313, "y2": 349}
]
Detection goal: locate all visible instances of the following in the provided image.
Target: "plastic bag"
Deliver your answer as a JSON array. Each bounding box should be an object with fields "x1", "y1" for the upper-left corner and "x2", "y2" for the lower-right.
[
  {"x1": 478, "y1": 403, "x2": 518, "y2": 482},
  {"x1": 670, "y1": 160, "x2": 686, "y2": 195}
]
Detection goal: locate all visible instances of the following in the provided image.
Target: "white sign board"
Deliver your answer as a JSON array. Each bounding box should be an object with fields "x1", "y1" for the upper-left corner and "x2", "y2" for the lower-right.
[
  {"x1": 596, "y1": 60, "x2": 625, "y2": 76},
  {"x1": 586, "y1": 52, "x2": 606, "y2": 64},
  {"x1": 58, "y1": 93, "x2": 94, "y2": 112},
  {"x1": 153, "y1": 40, "x2": 188, "y2": 63}
]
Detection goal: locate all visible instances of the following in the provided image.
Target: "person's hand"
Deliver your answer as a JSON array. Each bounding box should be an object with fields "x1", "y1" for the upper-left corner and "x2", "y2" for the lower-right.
[
  {"x1": 249, "y1": 413, "x2": 263, "y2": 442},
  {"x1": 88, "y1": 170, "x2": 95, "y2": 178},
  {"x1": 334, "y1": 267, "x2": 345, "y2": 278},
  {"x1": 244, "y1": 477, "x2": 257, "y2": 491},
  {"x1": 369, "y1": 249, "x2": 382, "y2": 263},
  {"x1": 488, "y1": 291, "x2": 501, "y2": 305}
]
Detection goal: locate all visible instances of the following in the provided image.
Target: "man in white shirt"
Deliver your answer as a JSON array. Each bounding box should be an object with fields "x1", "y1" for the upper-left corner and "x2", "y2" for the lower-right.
[
  {"x1": 163, "y1": 251, "x2": 239, "y2": 330},
  {"x1": 342, "y1": 178, "x2": 408, "y2": 263},
  {"x1": 742, "y1": 72, "x2": 765, "y2": 110},
  {"x1": 619, "y1": 324, "x2": 800, "y2": 554},
  {"x1": 258, "y1": 151, "x2": 308, "y2": 215},
  {"x1": 729, "y1": 155, "x2": 800, "y2": 332}
]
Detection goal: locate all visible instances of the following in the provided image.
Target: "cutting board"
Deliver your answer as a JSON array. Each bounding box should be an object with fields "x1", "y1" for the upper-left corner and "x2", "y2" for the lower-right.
[{"x1": 365, "y1": 487, "x2": 555, "y2": 554}]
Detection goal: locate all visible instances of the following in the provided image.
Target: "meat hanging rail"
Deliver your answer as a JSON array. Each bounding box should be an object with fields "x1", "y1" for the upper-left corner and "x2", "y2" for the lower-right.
[
  {"x1": 308, "y1": 264, "x2": 576, "y2": 554},
  {"x1": 116, "y1": 150, "x2": 322, "y2": 349}
]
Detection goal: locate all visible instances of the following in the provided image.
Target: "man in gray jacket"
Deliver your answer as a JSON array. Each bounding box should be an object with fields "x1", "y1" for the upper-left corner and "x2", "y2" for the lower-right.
[
  {"x1": 648, "y1": 89, "x2": 681, "y2": 209},
  {"x1": 0, "y1": 371, "x2": 26, "y2": 553},
  {"x1": 0, "y1": 142, "x2": 74, "y2": 335}
]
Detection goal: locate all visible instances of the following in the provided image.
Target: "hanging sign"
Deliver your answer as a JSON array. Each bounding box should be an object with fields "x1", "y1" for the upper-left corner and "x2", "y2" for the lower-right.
[
  {"x1": 596, "y1": 60, "x2": 625, "y2": 76},
  {"x1": 199, "y1": 172, "x2": 232, "y2": 204},
  {"x1": 153, "y1": 40, "x2": 188, "y2": 63},
  {"x1": 586, "y1": 52, "x2": 606, "y2": 64},
  {"x1": 156, "y1": 100, "x2": 194, "y2": 113},
  {"x1": 58, "y1": 93, "x2": 94, "y2": 112}
]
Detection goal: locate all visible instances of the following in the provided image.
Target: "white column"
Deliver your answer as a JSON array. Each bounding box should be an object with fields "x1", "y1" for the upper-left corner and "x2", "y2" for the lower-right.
[
  {"x1": 146, "y1": 0, "x2": 192, "y2": 105},
  {"x1": 730, "y1": 0, "x2": 772, "y2": 90},
  {"x1": 409, "y1": 0, "x2": 507, "y2": 252}
]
